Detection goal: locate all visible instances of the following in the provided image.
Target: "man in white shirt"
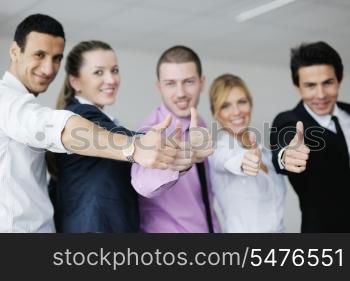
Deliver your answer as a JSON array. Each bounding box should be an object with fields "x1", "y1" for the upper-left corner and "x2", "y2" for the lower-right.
[
  {"x1": 0, "y1": 14, "x2": 185, "y2": 232},
  {"x1": 270, "y1": 41, "x2": 350, "y2": 232}
]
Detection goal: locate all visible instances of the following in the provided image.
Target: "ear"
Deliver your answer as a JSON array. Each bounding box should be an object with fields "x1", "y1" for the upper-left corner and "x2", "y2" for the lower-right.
[
  {"x1": 156, "y1": 79, "x2": 161, "y2": 94},
  {"x1": 9, "y1": 41, "x2": 20, "y2": 63},
  {"x1": 295, "y1": 85, "x2": 303, "y2": 96},
  {"x1": 199, "y1": 75, "x2": 206, "y2": 93},
  {"x1": 69, "y1": 75, "x2": 80, "y2": 92}
]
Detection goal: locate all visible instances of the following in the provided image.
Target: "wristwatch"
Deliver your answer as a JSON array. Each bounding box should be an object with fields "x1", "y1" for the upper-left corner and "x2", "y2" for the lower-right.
[{"x1": 122, "y1": 135, "x2": 138, "y2": 163}]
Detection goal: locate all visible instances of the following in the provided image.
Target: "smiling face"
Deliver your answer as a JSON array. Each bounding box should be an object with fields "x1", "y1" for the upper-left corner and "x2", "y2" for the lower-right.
[
  {"x1": 9, "y1": 31, "x2": 65, "y2": 95},
  {"x1": 157, "y1": 62, "x2": 205, "y2": 118},
  {"x1": 297, "y1": 64, "x2": 340, "y2": 116},
  {"x1": 217, "y1": 87, "x2": 252, "y2": 136},
  {"x1": 69, "y1": 49, "x2": 120, "y2": 108}
]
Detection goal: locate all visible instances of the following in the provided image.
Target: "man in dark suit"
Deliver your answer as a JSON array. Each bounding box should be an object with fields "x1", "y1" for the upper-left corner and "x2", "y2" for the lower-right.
[{"x1": 270, "y1": 41, "x2": 350, "y2": 233}]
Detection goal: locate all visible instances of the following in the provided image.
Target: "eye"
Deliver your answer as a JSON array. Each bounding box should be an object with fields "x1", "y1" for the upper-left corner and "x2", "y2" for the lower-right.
[
  {"x1": 35, "y1": 52, "x2": 45, "y2": 59},
  {"x1": 238, "y1": 100, "x2": 248, "y2": 105},
  {"x1": 112, "y1": 68, "x2": 119, "y2": 74},
  {"x1": 324, "y1": 80, "x2": 334, "y2": 86},
  {"x1": 165, "y1": 81, "x2": 175, "y2": 87},
  {"x1": 185, "y1": 79, "x2": 195, "y2": 85},
  {"x1": 94, "y1": 70, "x2": 103, "y2": 76},
  {"x1": 221, "y1": 103, "x2": 229, "y2": 109},
  {"x1": 53, "y1": 55, "x2": 63, "y2": 64}
]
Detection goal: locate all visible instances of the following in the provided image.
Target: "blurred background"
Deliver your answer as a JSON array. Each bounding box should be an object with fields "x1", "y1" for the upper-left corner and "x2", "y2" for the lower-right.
[{"x1": 1, "y1": 0, "x2": 350, "y2": 232}]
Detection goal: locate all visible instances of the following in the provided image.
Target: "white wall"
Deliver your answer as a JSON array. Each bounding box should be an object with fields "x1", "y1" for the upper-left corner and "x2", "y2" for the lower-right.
[{"x1": 1, "y1": 39, "x2": 350, "y2": 232}]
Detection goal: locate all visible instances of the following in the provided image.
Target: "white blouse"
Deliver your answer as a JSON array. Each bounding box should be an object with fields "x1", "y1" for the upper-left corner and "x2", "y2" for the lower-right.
[{"x1": 209, "y1": 129, "x2": 287, "y2": 233}]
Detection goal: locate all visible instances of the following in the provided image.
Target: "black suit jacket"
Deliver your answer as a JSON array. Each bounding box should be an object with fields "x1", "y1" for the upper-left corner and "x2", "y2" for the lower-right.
[
  {"x1": 270, "y1": 101, "x2": 350, "y2": 232},
  {"x1": 49, "y1": 98, "x2": 139, "y2": 233}
]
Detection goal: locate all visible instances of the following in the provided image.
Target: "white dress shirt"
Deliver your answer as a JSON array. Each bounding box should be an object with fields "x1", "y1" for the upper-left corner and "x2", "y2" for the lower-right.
[
  {"x1": 209, "y1": 129, "x2": 287, "y2": 233},
  {"x1": 278, "y1": 103, "x2": 350, "y2": 168},
  {"x1": 0, "y1": 71, "x2": 76, "y2": 233}
]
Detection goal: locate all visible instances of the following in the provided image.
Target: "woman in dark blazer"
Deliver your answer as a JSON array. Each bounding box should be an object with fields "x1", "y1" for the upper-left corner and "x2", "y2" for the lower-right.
[{"x1": 48, "y1": 40, "x2": 139, "y2": 233}]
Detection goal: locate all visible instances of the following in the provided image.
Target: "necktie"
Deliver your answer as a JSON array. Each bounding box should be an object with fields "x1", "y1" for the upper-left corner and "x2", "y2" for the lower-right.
[
  {"x1": 331, "y1": 116, "x2": 349, "y2": 165},
  {"x1": 196, "y1": 162, "x2": 214, "y2": 233}
]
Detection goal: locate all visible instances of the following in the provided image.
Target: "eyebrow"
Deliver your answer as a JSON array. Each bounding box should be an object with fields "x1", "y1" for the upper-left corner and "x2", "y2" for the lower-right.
[
  {"x1": 303, "y1": 78, "x2": 335, "y2": 86},
  {"x1": 163, "y1": 76, "x2": 197, "y2": 81},
  {"x1": 93, "y1": 65, "x2": 118, "y2": 69},
  {"x1": 323, "y1": 78, "x2": 335, "y2": 83},
  {"x1": 302, "y1": 81, "x2": 316, "y2": 86}
]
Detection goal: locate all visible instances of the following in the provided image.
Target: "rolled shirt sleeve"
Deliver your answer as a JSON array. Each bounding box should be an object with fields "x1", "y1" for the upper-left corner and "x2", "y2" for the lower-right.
[{"x1": 0, "y1": 88, "x2": 76, "y2": 153}]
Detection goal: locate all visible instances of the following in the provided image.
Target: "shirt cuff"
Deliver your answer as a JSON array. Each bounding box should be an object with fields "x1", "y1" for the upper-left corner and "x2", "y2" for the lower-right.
[
  {"x1": 131, "y1": 164, "x2": 180, "y2": 198},
  {"x1": 277, "y1": 147, "x2": 287, "y2": 170}
]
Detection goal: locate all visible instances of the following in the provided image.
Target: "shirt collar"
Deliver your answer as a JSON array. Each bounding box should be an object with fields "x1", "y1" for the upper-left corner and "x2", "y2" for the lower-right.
[
  {"x1": 159, "y1": 103, "x2": 192, "y2": 133},
  {"x1": 3, "y1": 71, "x2": 30, "y2": 94},
  {"x1": 75, "y1": 95, "x2": 118, "y2": 124},
  {"x1": 75, "y1": 95, "x2": 94, "y2": 106},
  {"x1": 303, "y1": 102, "x2": 339, "y2": 128}
]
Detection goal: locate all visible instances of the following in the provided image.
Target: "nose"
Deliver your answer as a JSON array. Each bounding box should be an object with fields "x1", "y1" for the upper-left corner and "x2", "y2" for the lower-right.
[
  {"x1": 40, "y1": 59, "x2": 55, "y2": 77},
  {"x1": 231, "y1": 104, "x2": 241, "y2": 116},
  {"x1": 105, "y1": 72, "x2": 118, "y2": 85},
  {"x1": 175, "y1": 83, "x2": 186, "y2": 98},
  {"x1": 315, "y1": 85, "x2": 326, "y2": 99}
]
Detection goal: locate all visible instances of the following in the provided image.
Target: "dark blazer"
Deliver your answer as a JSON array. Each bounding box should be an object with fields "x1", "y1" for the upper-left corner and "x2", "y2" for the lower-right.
[
  {"x1": 270, "y1": 101, "x2": 350, "y2": 233},
  {"x1": 49, "y1": 98, "x2": 139, "y2": 233}
]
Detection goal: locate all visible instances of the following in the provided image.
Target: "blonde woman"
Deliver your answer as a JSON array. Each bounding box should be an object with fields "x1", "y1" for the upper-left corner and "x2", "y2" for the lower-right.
[{"x1": 209, "y1": 74, "x2": 287, "y2": 233}]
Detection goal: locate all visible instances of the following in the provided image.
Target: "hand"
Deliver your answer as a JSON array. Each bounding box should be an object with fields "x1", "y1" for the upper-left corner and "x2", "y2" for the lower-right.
[
  {"x1": 133, "y1": 115, "x2": 177, "y2": 169},
  {"x1": 168, "y1": 121, "x2": 193, "y2": 172},
  {"x1": 282, "y1": 121, "x2": 310, "y2": 173},
  {"x1": 241, "y1": 132, "x2": 261, "y2": 176},
  {"x1": 189, "y1": 107, "x2": 214, "y2": 163}
]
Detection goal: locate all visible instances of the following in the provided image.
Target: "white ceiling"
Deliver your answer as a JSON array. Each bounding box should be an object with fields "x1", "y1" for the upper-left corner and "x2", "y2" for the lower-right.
[{"x1": 1, "y1": 0, "x2": 349, "y2": 66}]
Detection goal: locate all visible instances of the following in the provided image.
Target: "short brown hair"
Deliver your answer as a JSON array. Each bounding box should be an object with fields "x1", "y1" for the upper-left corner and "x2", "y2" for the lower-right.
[{"x1": 156, "y1": 45, "x2": 202, "y2": 79}]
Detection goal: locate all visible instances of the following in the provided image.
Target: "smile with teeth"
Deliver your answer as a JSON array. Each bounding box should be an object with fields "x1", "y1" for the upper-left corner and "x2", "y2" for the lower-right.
[
  {"x1": 100, "y1": 88, "x2": 115, "y2": 95},
  {"x1": 231, "y1": 118, "x2": 245, "y2": 125},
  {"x1": 34, "y1": 74, "x2": 51, "y2": 83},
  {"x1": 313, "y1": 101, "x2": 329, "y2": 108},
  {"x1": 176, "y1": 100, "x2": 190, "y2": 109}
]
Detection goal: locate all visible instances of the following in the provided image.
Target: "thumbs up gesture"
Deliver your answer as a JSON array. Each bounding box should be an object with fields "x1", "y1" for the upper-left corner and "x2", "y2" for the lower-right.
[
  {"x1": 168, "y1": 120, "x2": 194, "y2": 171},
  {"x1": 189, "y1": 107, "x2": 214, "y2": 163},
  {"x1": 282, "y1": 121, "x2": 310, "y2": 173},
  {"x1": 241, "y1": 132, "x2": 262, "y2": 176},
  {"x1": 134, "y1": 114, "x2": 177, "y2": 169}
]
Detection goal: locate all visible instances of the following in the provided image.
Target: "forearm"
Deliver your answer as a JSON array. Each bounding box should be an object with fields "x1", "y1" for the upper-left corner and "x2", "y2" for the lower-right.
[{"x1": 61, "y1": 115, "x2": 130, "y2": 161}]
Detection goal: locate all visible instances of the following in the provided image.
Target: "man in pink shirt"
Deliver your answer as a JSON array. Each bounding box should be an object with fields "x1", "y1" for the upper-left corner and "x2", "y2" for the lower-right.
[{"x1": 131, "y1": 46, "x2": 220, "y2": 233}]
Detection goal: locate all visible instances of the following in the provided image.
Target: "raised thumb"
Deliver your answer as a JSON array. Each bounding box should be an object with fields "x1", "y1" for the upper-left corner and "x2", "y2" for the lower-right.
[
  {"x1": 249, "y1": 131, "x2": 257, "y2": 149},
  {"x1": 189, "y1": 107, "x2": 198, "y2": 129},
  {"x1": 153, "y1": 114, "x2": 172, "y2": 131},
  {"x1": 248, "y1": 131, "x2": 260, "y2": 156},
  {"x1": 295, "y1": 121, "x2": 304, "y2": 144}
]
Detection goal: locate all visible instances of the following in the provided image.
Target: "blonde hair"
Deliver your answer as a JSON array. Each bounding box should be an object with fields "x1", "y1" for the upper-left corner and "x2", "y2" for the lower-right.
[
  {"x1": 209, "y1": 73, "x2": 252, "y2": 119},
  {"x1": 209, "y1": 74, "x2": 253, "y2": 147}
]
